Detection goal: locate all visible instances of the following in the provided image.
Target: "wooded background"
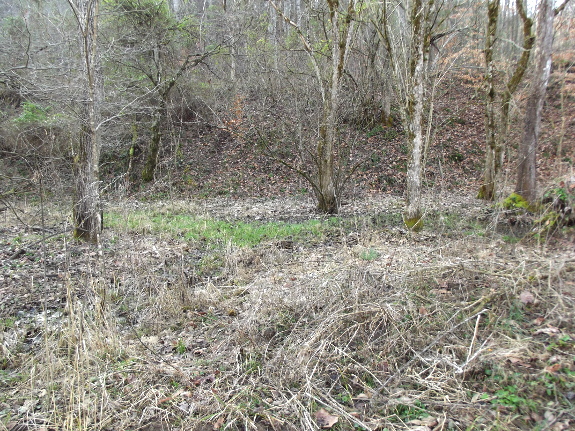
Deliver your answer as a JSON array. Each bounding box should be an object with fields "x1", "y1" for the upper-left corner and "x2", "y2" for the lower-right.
[{"x1": 1, "y1": 0, "x2": 574, "y2": 240}]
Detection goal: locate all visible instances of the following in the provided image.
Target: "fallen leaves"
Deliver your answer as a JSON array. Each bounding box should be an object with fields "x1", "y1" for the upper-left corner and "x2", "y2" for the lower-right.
[
  {"x1": 314, "y1": 408, "x2": 339, "y2": 429},
  {"x1": 519, "y1": 290, "x2": 535, "y2": 304},
  {"x1": 533, "y1": 316, "x2": 545, "y2": 325},
  {"x1": 212, "y1": 416, "x2": 225, "y2": 430},
  {"x1": 506, "y1": 356, "x2": 533, "y2": 368},
  {"x1": 534, "y1": 326, "x2": 561, "y2": 335},
  {"x1": 544, "y1": 363, "x2": 562, "y2": 373},
  {"x1": 191, "y1": 373, "x2": 217, "y2": 386},
  {"x1": 406, "y1": 416, "x2": 439, "y2": 431}
]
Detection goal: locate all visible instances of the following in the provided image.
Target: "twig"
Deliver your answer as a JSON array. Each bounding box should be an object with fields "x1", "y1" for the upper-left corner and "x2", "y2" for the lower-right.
[
  {"x1": 129, "y1": 324, "x2": 191, "y2": 383},
  {"x1": 466, "y1": 313, "x2": 481, "y2": 364},
  {"x1": 377, "y1": 308, "x2": 488, "y2": 391}
]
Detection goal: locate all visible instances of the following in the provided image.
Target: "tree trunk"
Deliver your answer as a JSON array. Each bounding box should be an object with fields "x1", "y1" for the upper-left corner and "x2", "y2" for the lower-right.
[
  {"x1": 316, "y1": 127, "x2": 337, "y2": 213},
  {"x1": 317, "y1": 92, "x2": 337, "y2": 213},
  {"x1": 515, "y1": 0, "x2": 554, "y2": 203},
  {"x1": 268, "y1": 0, "x2": 356, "y2": 213},
  {"x1": 313, "y1": 0, "x2": 356, "y2": 214},
  {"x1": 142, "y1": 100, "x2": 166, "y2": 183},
  {"x1": 479, "y1": 0, "x2": 534, "y2": 200},
  {"x1": 73, "y1": 115, "x2": 101, "y2": 241},
  {"x1": 315, "y1": 1, "x2": 344, "y2": 214},
  {"x1": 478, "y1": 0, "x2": 500, "y2": 201},
  {"x1": 404, "y1": 81, "x2": 425, "y2": 230},
  {"x1": 68, "y1": 0, "x2": 102, "y2": 242},
  {"x1": 403, "y1": 0, "x2": 431, "y2": 231},
  {"x1": 381, "y1": 76, "x2": 393, "y2": 127}
]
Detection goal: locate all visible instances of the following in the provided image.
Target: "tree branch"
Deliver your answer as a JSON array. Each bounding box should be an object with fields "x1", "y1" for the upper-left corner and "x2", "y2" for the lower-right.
[
  {"x1": 268, "y1": 0, "x2": 326, "y2": 104},
  {"x1": 554, "y1": 0, "x2": 572, "y2": 15}
]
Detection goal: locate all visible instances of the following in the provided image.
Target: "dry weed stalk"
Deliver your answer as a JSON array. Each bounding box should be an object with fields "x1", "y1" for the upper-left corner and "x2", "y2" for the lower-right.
[{"x1": 3, "y1": 196, "x2": 574, "y2": 430}]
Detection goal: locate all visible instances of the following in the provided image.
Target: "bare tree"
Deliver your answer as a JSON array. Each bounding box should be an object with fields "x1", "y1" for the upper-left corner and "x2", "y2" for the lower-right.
[
  {"x1": 478, "y1": 0, "x2": 534, "y2": 201},
  {"x1": 515, "y1": 0, "x2": 571, "y2": 203},
  {"x1": 269, "y1": 0, "x2": 360, "y2": 214},
  {"x1": 104, "y1": 0, "x2": 217, "y2": 183},
  {"x1": 376, "y1": 0, "x2": 438, "y2": 230},
  {"x1": 67, "y1": 0, "x2": 102, "y2": 242}
]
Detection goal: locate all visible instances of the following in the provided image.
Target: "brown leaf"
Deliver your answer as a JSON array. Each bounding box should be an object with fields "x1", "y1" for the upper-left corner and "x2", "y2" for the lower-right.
[
  {"x1": 408, "y1": 417, "x2": 438, "y2": 427},
  {"x1": 419, "y1": 306, "x2": 428, "y2": 315},
  {"x1": 212, "y1": 416, "x2": 225, "y2": 430},
  {"x1": 192, "y1": 373, "x2": 216, "y2": 386},
  {"x1": 519, "y1": 290, "x2": 535, "y2": 304},
  {"x1": 544, "y1": 410, "x2": 556, "y2": 422},
  {"x1": 354, "y1": 393, "x2": 371, "y2": 400},
  {"x1": 534, "y1": 326, "x2": 560, "y2": 336},
  {"x1": 533, "y1": 317, "x2": 545, "y2": 325},
  {"x1": 314, "y1": 408, "x2": 338, "y2": 429},
  {"x1": 551, "y1": 421, "x2": 571, "y2": 431},
  {"x1": 507, "y1": 356, "x2": 532, "y2": 368},
  {"x1": 430, "y1": 289, "x2": 449, "y2": 295},
  {"x1": 545, "y1": 363, "x2": 562, "y2": 373}
]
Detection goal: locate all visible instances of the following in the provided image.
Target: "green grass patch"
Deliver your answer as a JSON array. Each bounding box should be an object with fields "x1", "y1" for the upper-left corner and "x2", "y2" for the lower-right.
[
  {"x1": 359, "y1": 248, "x2": 380, "y2": 261},
  {"x1": 0, "y1": 316, "x2": 16, "y2": 330},
  {"x1": 106, "y1": 211, "x2": 339, "y2": 247}
]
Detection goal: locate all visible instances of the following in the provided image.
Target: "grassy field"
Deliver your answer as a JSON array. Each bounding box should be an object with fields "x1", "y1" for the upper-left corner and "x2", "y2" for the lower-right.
[{"x1": 1, "y1": 193, "x2": 574, "y2": 430}]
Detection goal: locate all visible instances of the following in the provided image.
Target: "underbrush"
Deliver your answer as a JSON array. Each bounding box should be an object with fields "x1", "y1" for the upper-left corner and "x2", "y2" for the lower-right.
[
  {"x1": 496, "y1": 178, "x2": 575, "y2": 243},
  {"x1": 1, "y1": 197, "x2": 574, "y2": 430}
]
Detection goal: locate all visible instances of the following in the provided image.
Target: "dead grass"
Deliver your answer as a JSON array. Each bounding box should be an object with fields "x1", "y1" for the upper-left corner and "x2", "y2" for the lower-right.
[{"x1": 1, "y1": 194, "x2": 574, "y2": 431}]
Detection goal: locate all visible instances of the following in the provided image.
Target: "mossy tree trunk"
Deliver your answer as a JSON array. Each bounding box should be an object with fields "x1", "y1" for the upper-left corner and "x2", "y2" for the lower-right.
[
  {"x1": 138, "y1": 41, "x2": 214, "y2": 182},
  {"x1": 378, "y1": 0, "x2": 435, "y2": 230},
  {"x1": 403, "y1": 0, "x2": 431, "y2": 231},
  {"x1": 478, "y1": 0, "x2": 500, "y2": 201},
  {"x1": 479, "y1": 0, "x2": 534, "y2": 201},
  {"x1": 107, "y1": 0, "x2": 219, "y2": 184},
  {"x1": 142, "y1": 98, "x2": 166, "y2": 183},
  {"x1": 314, "y1": 0, "x2": 356, "y2": 214},
  {"x1": 68, "y1": 0, "x2": 102, "y2": 243},
  {"x1": 270, "y1": 0, "x2": 357, "y2": 214},
  {"x1": 317, "y1": 113, "x2": 337, "y2": 214}
]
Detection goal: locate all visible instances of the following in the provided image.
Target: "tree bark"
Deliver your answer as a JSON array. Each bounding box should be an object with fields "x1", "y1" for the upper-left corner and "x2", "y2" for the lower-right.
[
  {"x1": 379, "y1": 0, "x2": 435, "y2": 230},
  {"x1": 403, "y1": 0, "x2": 431, "y2": 231},
  {"x1": 270, "y1": 0, "x2": 356, "y2": 214},
  {"x1": 515, "y1": 0, "x2": 554, "y2": 203},
  {"x1": 315, "y1": 0, "x2": 355, "y2": 214},
  {"x1": 478, "y1": 0, "x2": 500, "y2": 201},
  {"x1": 142, "y1": 99, "x2": 166, "y2": 183},
  {"x1": 479, "y1": 0, "x2": 534, "y2": 200},
  {"x1": 68, "y1": 0, "x2": 102, "y2": 242}
]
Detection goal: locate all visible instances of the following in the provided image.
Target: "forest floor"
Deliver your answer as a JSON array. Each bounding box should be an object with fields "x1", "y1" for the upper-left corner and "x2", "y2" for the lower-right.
[{"x1": 1, "y1": 70, "x2": 575, "y2": 431}]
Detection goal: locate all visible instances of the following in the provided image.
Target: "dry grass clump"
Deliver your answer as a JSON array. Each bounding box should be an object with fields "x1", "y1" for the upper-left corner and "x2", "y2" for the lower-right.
[{"x1": 1, "y1": 196, "x2": 574, "y2": 431}]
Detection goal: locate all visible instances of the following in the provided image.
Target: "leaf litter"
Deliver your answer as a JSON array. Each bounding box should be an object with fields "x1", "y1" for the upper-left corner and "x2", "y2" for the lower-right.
[{"x1": 1, "y1": 190, "x2": 574, "y2": 431}]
